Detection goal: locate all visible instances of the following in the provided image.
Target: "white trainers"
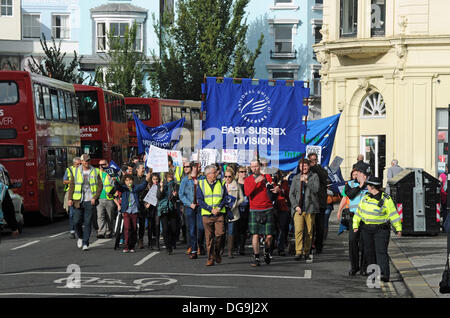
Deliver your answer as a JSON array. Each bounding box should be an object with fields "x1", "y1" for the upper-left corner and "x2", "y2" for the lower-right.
[
  {"x1": 306, "y1": 254, "x2": 313, "y2": 263},
  {"x1": 82, "y1": 245, "x2": 89, "y2": 251},
  {"x1": 77, "y1": 239, "x2": 83, "y2": 249}
]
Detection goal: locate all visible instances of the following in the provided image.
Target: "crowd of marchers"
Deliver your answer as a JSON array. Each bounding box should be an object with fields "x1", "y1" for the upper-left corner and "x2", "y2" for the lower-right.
[{"x1": 48, "y1": 152, "x2": 424, "y2": 282}]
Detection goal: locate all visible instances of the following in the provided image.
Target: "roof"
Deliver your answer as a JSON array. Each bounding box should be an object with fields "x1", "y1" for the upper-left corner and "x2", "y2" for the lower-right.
[{"x1": 91, "y1": 3, "x2": 148, "y2": 15}]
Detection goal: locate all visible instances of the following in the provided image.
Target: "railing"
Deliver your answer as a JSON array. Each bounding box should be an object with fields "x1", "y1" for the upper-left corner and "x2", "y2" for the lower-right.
[{"x1": 270, "y1": 49, "x2": 297, "y2": 59}]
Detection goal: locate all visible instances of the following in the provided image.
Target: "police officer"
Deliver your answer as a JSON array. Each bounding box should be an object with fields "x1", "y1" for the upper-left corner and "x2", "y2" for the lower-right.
[
  {"x1": 345, "y1": 161, "x2": 370, "y2": 276},
  {"x1": 353, "y1": 176, "x2": 402, "y2": 282}
]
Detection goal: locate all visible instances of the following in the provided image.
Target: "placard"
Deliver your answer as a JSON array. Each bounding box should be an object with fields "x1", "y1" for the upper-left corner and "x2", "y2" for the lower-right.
[
  {"x1": 167, "y1": 150, "x2": 183, "y2": 167},
  {"x1": 143, "y1": 184, "x2": 158, "y2": 206},
  {"x1": 148, "y1": 145, "x2": 169, "y2": 173},
  {"x1": 222, "y1": 149, "x2": 238, "y2": 163},
  {"x1": 306, "y1": 145, "x2": 322, "y2": 164},
  {"x1": 200, "y1": 149, "x2": 219, "y2": 172}
]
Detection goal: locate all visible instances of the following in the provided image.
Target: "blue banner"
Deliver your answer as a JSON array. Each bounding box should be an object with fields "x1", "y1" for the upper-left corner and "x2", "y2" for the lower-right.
[
  {"x1": 133, "y1": 113, "x2": 185, "y2": 154},
  {"x1": 202, "y1": 77, "x2": 309, "y2": 168}
]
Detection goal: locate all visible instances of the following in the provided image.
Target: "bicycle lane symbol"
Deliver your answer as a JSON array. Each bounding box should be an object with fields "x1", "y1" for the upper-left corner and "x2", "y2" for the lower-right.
[{"x1": 54, "y1": 276, "x2": 178, "y2": 292}]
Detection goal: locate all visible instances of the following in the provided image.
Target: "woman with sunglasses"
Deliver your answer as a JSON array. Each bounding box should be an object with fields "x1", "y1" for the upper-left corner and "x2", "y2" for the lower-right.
[
  {"x1": 236, "y1": 166, "x2": 250, "y2": 255},
  {"x1": 223, "y1": 168, "x2": 244, "y2": 258}
]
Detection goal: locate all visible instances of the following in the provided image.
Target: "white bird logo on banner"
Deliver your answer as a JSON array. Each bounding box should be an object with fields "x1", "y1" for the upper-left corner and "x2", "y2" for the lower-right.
[{"x1": 240, "y1": 98, "x2": 269, "y2": 117}]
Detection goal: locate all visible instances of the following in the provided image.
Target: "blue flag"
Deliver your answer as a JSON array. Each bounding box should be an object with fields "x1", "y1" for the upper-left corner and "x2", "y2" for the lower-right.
[
  {"x1": 276, "y1": 113, "x2": 342, "y2": 171},
  {"x1": 133, "y1": 113, "x2": 185, "y2": 154},
  {"x1": 202, "y1": 77, "x2": 309, "y2": 168}
]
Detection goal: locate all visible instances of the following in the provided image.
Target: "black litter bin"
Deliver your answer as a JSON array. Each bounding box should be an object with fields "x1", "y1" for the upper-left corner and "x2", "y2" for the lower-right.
[{"x1": 387, "y1": 168, "x2": 441, "y2": 236}]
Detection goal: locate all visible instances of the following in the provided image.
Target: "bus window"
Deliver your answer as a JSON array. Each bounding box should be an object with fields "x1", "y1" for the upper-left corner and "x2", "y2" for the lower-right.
[
  {"x1": 64, "y1": 91, "x2": 73, "y2": 122},
  {"x1": 161, "y1": 105, "x2": 172, "y2": 123},
  {"x1": 57, "y1": 90, "x2": 67, "y2": 121},
  {"x1": 0, "y1": 145, "x2": 23, "y2": 158},
  {"x1": 42, "y1": 86, "x2": 52, "y2": 120},
  {"x1": 172, "y1": 106, "x2": 182, "y2": 121},
  {"x1": 46, "y1": 148, "x2": 56, "y2": 179},
  {"x1": 71, "y1": 93, "x2": 78, "y2": 120},
  {"x1": 0, "y1": 81, "x2": 19, "y2": 105},
  {"x1": 81, "y1": 140, "x2": 102, "y2": 159},
  {"x1": 126, "y1": 104, "x2": 151, "y2": 121},
  {"x1": 55, "y1": 148, "x2": 66, "y2": 178},
  {"x1": 49, "y1": 89, "x2": 60, "y2": 120},
  {"x1": 0, "y1": 129, "x2": 17, "y2": 139},
  {"x1": 76, "y1": 91, "x2": 100, "y2": 125},
  {"x1": 33, "y1": 83, "x2": 45, "y2": 119}
]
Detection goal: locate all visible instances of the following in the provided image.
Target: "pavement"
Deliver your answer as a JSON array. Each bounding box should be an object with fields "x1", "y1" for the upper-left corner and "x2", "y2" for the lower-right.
[{"x1": 388, "y1": 229, "x2": 450, "y2": 298}]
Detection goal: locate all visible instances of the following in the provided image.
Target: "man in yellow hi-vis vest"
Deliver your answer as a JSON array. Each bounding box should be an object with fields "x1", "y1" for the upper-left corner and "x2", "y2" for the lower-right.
[
  {"x1": 68, "y1": 154, "x2": 103, "y2": 251},
  {"x1": 353, "y1": 176, "x2": 402, "y2": 282},
  {"x1": 196, "y1": 164, "x2": 228, "y2": 266},
  {"x1": 63, "y1": 157, "x2": 81, "y2": 239},
  {"x1": 96, "y1": 159, "x2": 116, "y2": 239}
]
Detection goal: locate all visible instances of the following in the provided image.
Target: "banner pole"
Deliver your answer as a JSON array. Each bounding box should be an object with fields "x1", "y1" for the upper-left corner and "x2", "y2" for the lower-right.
[{"x1": 298, "y1": 81, "x2": 310, "y2": 215}]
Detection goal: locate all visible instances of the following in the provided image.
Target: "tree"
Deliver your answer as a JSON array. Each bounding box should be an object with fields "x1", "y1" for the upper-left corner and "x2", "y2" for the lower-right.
[
  {"x1": 95, "y1": 22, "x2": 148, "y2": 97},
  {"x1": 149, "y1": 0, "x2": 264, "y2": 100},
  {"x1": 28, "y1": 33, "x2": 87, "y2": 84}
]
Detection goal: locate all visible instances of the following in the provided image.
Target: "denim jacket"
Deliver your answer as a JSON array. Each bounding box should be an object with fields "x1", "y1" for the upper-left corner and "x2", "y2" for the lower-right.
[{"x1": 179, "y1": 175, "x2": 196, "y2": 207}]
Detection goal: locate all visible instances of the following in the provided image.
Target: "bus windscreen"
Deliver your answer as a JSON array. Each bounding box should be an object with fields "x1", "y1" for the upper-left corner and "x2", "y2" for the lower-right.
[
  {"x1": 76, "y1": 91, "x2": 100, "y2": 126},
  {"x1": 0, "y1": 81, "x2": 19, "y2": 105}
]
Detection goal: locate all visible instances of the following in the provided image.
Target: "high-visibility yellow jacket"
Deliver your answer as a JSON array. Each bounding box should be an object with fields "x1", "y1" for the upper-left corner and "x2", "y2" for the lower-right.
[
  {"x1": 68, "y1": 166, "x2": 103, "y2": 208},
  {"x1": 175, "y1": 166, "x2": 183, "y2": 184},
  {"x1": 198, "y1": 179, "x2": 226, "y2": 216},
  {"x1": 100, "y1": 171, "x2": 114, "y2": 200},
  {"x1": 64, "y1": 166, "x2": 76, "y2": 192},
  {"x1": 353, "y1": 192, "x2": 402, "y2": 232}
]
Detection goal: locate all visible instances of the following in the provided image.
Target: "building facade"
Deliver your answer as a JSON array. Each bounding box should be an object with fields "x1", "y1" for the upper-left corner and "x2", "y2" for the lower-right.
[
  {"x1": 246, "y1": 0, "x2": 323, "y2": 118},
  {"x1": 314, "y1": 0, "x2": 450, "y2": 183},
  {"x1": 0, "y1": 0, "x2": 80, "y2": 71}
]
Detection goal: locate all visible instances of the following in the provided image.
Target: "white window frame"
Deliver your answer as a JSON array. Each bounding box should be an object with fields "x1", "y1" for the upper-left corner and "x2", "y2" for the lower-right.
[
  {"x1": 274, "y1": 24, "x2": 294, "y2": 54},
  {"x1": 312, "y1": 19, "x2": 323, "y2": 44},
  {"x1": 360, "y1": 92, "x2": 386, "y2": 119},
  {"x1": 310, "y1": 65, "x2": 321, "y2": 96},
  {"x1": 0, "y1": 0, "x2": 13, "y2": 17},
  {"x1": 266, "y1": 64, "x2": 300, "y2": 80},
  {"x1": 270, "y1": 0, "x2": 299, "y2": 10},
  {"x1": 268, "y1": 19, "x2": 299, "y2": 59},
  {"x1": 22, "y1": 13, "x2": 41, "y2": 39},
  {"x1": 52, "y1": 14, "x2": 71, "y2": 40},
  {"x1": 95, "y1": 18, "x2": 143, "y2": 53}
]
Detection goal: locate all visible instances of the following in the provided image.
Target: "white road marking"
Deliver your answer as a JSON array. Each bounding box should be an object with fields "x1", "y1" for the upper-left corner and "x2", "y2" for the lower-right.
[
  {"x1": 11, "y1": 240, "x2": 40, "y2": 250},
  {"x1": 0, "y1": 271, "x2": 312, "y2": 280},
  {"x1": 49, "y1": 231, "x2": 69, "y2": 238},
  {"x1": 134, "y1": 252, "x2": 159, "y2": 266},
  {"x1": 89, "y1": 239, "x2": 112, "y2": 248}
]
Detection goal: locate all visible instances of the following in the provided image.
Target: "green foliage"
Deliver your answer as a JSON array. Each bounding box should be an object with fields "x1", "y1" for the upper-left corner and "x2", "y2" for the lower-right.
[
  {"x1": 95, "y1": 22, "x2": 148, "y2": 97},
  {"x1": 28, "y1": 33, "x2": 87, "y2": 84},
  {"x1": 149, "y1": 0, "x2": 264, "y2": 100}
]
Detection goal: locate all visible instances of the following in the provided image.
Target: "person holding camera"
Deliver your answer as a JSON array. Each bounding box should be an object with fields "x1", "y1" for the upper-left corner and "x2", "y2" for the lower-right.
[
  {"x1": 353, "y1": 176, "x2": 402, "y2": 283},
  {"x1": 289, "y1": 158, "x2": 320, "y2": 263},
  {"x1": 343, "y1": 161, "x2": 370, "y2": 276},
  {"x1": 244, "y1": 160, "x2": 280, "y2": 267}
]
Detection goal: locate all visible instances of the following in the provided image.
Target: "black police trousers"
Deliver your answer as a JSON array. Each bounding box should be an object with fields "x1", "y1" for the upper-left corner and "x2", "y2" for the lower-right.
[
  {"x1": 349, "y1": 217, "x2": 367, "y2": 272},
  {"x1": 361, "y1": 225, "x2": 391, "y2": 279}
]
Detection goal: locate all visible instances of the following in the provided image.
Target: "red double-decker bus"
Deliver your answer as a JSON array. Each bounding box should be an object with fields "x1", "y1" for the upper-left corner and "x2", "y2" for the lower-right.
[
  {"x1": 74, "y1": 85, "x2": 128, "y2": 167},
  {"x1": 0, "y1": 71, "x2": 80, "y2": 220},
  {"x1": 124, "y1": 97, "x2": 160, "y2": 157}
]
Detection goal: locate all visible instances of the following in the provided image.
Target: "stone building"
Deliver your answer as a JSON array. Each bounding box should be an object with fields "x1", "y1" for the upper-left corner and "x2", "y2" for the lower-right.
[{"x1": 314, "y1": 0, "x2": 450, "y2": 183}]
